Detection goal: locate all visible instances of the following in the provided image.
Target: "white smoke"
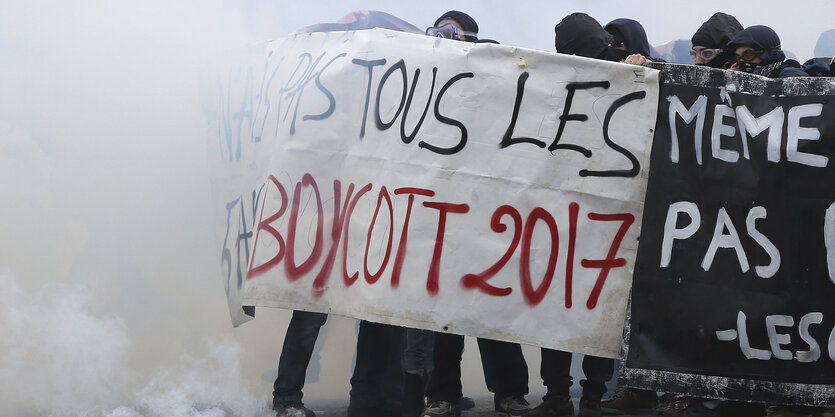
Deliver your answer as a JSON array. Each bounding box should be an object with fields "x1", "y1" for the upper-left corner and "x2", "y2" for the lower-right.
[{"x1": 0, "y1": 275, "x2": 272, "y2": 417}]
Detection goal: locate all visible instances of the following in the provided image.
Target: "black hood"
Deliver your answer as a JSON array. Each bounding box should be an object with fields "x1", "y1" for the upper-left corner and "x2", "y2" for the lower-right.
[
  {"x1": 555, "y1": 13, "x2": 612, "y2": 58},
  {"x1": 728, "y1": 25, "x2": 786, "y2": 65},
  {"x1": 691, "y1": 12, "x2": 743, "y2": 68},
  {"x1": 604, "y1": 18, "x2": 652, "y2": 57},
  {"x1": 691, "y1": 12, "x2": 743, "y2": 49}
]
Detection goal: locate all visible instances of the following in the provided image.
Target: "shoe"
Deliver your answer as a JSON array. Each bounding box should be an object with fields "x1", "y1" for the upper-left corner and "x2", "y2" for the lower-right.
[
  {"x1": 458, "y1": 396, "x2": 476, "y2": 411},
  {"x1": 528, "y1": 395, "x2": 575, "y2": 417},
  {"x1": 496, "y1": 395, "x2": 532, "y2": 416},
  {"x1": 670, "y1": 400, "x2": 765, "y2": 417},
  {"x1": 577, "y1": 397, "x2": 602, "y2": 417},
  {"x1": 273, "y1": 401, "x2": 316, "y2": 417},
  {"x1": 422, "y1": 400, "x2": 460, "y2": 417},
  {"x1": 656, "y1": 394, "x2": 692, "y2": 414},
  {"x1": 668, "y1": 401, "x2": 719, "y2": 416},
  {"x1": 600, "y1": 388, "x2": 658, "y2": 414}
]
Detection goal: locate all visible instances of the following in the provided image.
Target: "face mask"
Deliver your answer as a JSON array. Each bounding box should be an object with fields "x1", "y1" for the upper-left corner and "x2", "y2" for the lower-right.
[
  {"x1": 600, "y1": 47, "x2": 629, "y2": 62},
  {"x1": 737, "y1": 61, "x2": 758, "y2": 73}
]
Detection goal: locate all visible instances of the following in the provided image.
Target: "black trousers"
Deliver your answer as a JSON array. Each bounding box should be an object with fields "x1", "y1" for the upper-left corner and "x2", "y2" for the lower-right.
[
  {"x1": 426, "y1": 331, "x2": 529, "y2": 404},
  {"x1": 540, "y1": 348, "x2": 614, "y2": 400}
]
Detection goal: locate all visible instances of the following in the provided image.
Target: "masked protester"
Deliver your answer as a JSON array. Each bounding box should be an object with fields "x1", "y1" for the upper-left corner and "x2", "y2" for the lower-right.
[
  {"x1": 425, "y1": 10, "x2": 479, "y2": 42},
  {"x1": 554, "y1": 12, "x2": 629, "y2": 62},
  {"x1": 604, "y1": 18, "x2": 656, "y2": 58},
  {"x1": 727, "y1": 25, "x2": 808, "y2": 78},
  {"x1": 690, "y1": 12, "x2": 744, "y2": 69},
  {"x1": 421, "y1": 14, "x2": 532, "y2": 417}
]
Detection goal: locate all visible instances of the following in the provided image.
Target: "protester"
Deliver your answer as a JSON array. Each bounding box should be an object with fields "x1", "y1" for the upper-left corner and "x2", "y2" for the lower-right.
[
  {"x1": 527, "y1": 14, "x2": 644, "y2": 417},
  {"x1": 421, "y1": 13, "x2": 533, "y2": 417},
  {"x1": 425, "y1": 10, "x2": 479, "y2": 41},
  {"x1": 689, "y1": 12, "x2": 744, "y2": 68},
  {"x1": 727, "y1": 25, "x2": 808, "y2": 77},
  {"x1": 604, "y1": 16, "x2": 741, "y2": 417},
  {"x1": 554, "y1": 12, "x2": 629, "y2": 62},
  {"x1": 604, "y1": 18, "x2": 661, "y2": 60}
]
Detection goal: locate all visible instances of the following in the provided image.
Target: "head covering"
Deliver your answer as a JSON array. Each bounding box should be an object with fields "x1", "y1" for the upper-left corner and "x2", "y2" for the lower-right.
[
  {"x1": 728, "y1": 25, "x2": 786, "y2": 65},
  {"x1": 691, "y1": 12, "x2": 743, "y2": 49},
  {"x1": 604, "y1": 18, "x2": 652, "y2": 57},
  {"x1": 554, "y1": 13, "x2": 612, "y2": 58},
  {"x1": 690, "y1": 12, "x2": 743, "y2": 68},
  {"x1": 434, "y1": 10, "x2": 479, "y2": 41}
]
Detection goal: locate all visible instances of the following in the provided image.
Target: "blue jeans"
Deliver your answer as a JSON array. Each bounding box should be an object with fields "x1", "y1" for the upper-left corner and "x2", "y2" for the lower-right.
[
  {"x1": 272, "y1": 310, "x2": 328, "y2": 405},
  {"x1": 403, "y1": 327, "x2": 434, "y2": 375}
]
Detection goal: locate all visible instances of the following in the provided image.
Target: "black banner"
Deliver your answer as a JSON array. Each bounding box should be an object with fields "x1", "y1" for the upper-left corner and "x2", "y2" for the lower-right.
[{"x1": 623, "y1": 64, "x2": 835, "y2": 406}]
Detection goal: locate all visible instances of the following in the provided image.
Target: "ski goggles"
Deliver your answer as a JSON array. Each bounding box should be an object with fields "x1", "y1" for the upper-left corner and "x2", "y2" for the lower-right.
[
  {"x1": 734, "y1": 48, "x2": 763, "y2": 63},
  {"x1": 425, "y1": 23, "x2": 478, "y2": 40},
  {"x1": 689, "y1": 48, "x2": 722, "y2": 61}
]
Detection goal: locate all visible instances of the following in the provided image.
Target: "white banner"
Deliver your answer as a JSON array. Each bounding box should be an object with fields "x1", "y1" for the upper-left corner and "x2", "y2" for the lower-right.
[{"x1": 208, "y1": 29, "x2": 660, "y2": 358}]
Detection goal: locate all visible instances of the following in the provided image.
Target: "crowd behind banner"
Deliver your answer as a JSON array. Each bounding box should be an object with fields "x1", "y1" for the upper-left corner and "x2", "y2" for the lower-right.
[{"x1": 215, "y1": 8, "x2": 835, "y2": 417}]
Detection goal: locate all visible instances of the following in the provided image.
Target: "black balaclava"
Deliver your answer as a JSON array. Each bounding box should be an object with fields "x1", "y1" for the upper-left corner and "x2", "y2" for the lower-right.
[
  {"x1": 691, "y1": 12, "x2": 743, "y2": 69},
  {"x1": 728, "y1": 25, "x2": 786, "y2": 76},
  {"x1": 434, "y1": 10, "x2": 479, "y2": 41},
  {"x1": 555, "y1": 12, "x2": 626, "y2": 61},
  {"x1": 604, "y1": 18, "x2": 652, "y2": 57}
]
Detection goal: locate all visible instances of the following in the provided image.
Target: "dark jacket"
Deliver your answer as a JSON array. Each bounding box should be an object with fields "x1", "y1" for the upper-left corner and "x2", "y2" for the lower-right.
[{"x1": 691, "y1": 12, "x2": 743, "y2": 69}]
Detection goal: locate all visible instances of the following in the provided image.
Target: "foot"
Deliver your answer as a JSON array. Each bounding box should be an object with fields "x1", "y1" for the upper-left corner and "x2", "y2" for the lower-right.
[
  {"x1": 577, "y1": 397, "x2": 602, "y2": 417},
  {"x1": 600, "y1": 388, "x2": 658, "y2": 414},
  {"x1": 496, "y1": 395, "x2": 532, "y2": 416},
  {"x1": 670, "y1": 400, "x2": 765, "y2": 417},
  {"x1": 458, "y1": 396, "x2": 476, "y2": 411},
  {"x1": 422, "y1": 400, "x2": 461, "y2": 417},
  {"x1": 273, "y1": 401, "x2": 316, "y2": 417},
  {"x1": 656, "y1": 394, "x2": 692, "y2": 414},
  {"x1": 528, "y1": 395, "x2": 575, "y2": 417}
]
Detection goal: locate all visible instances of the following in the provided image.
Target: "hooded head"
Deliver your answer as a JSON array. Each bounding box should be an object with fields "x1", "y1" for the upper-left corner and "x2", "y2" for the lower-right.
[
  {"x1": 555, "y1": 13, "x2": 617, "y2": 60},
  {"x1": 604, "y1": 18, "x2": 652, "y2": 57},
  {"x1": 690, "y1": 12, "x2": 743, "y2": 68},
  {"x1": 727, "y1": 25, "x2": 791, "y2": 76},
  {"x1": 728, "y1": 25, "x2": 786, "y2": 65},
  {"x1": 433, "y1": 10, "x2": 479, "y2": 41}
]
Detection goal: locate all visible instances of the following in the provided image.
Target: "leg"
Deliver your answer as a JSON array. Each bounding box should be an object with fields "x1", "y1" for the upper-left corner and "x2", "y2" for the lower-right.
[
  {"x1": 477, "y1": 338, "x2": 529, "y2": 403},
  {"x1": 349, "y1": 321, "x2": 404, "y2": 416},
  {"x1": 272, "y1": 310, "x2": 328, "y2": 406},
  {"x1": 403, "y1": 327, "x2": 435, "y2": 376},
  {"x1": 402, "y1": 328, "x2": 435, "y2": 417},
  {"x1": 580, "y1": 355, "x2": 614, "y2": 401},
  {"x1": 425, "y1": 332, "x2": 465, "y2": 403},
  {"x1": 540, "y1": 348, "x2": 573, "y2": 399},
  {"x1": 528, "y1": 349, "x2": 574, "y2": 417}
]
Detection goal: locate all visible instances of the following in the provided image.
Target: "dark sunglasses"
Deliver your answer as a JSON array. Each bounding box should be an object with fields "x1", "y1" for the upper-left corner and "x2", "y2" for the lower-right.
[{"x1": 735, "y1": 49, "x2": 763, "y2": 63}]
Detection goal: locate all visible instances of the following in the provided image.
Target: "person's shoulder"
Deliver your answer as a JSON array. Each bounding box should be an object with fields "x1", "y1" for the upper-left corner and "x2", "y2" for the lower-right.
[{"x1": 776, "y1": 60, "x2": 809, "y2": 78}]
